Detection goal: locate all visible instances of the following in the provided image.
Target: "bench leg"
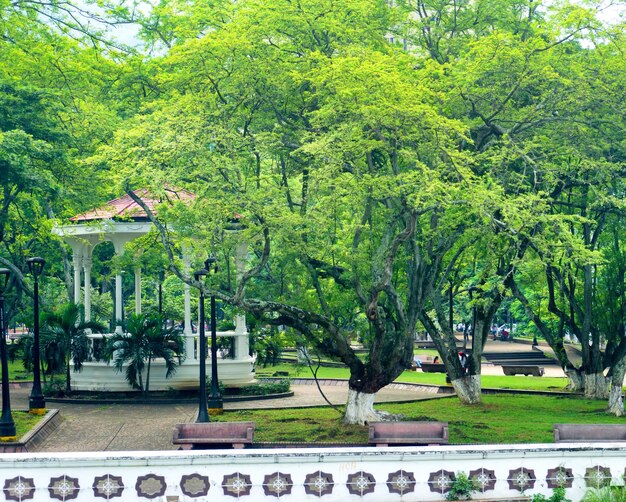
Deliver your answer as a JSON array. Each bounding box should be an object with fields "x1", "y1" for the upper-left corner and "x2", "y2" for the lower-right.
[
  {"x1": 375, "y1": 443, "x2": 389, "y2": 448},
  {"x1": 233, "y1": 443, "x2": 245, "y2": 449},
  {"x1": 178, "y1": 445, "x2": 193, "y2": 451}
]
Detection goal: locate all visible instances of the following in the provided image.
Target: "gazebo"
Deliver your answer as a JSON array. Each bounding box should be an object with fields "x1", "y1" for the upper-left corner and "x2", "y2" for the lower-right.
[{"x1": 52, "y1": 188, "x2": 255, "y2": 391}]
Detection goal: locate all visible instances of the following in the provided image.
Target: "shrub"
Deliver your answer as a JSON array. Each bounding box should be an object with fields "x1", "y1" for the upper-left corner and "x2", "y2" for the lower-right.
[
  {"x1": 532, "y1": 487, "x2": 571, "y2": 502},
  {"x1": 446, "y1": 472, "x2": 479, "y2": 501},
  {"x1": 43, "y1": 380, "x2": 65, "y2": 397},
  {"x1": 582, "y1": 486, "x2": 626, "y2": 502},
  {"x1": 239, "y1": 380, "x2": 291, "y2": 396}
]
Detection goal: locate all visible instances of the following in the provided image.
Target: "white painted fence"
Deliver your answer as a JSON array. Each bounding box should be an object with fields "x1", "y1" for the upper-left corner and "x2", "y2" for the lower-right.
[{"x1": 0, "y1": 444, "x2": 624, "y2": 501}]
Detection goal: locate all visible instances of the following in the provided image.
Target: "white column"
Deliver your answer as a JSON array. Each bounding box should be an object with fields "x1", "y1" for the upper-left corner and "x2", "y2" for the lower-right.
[
  {"x1": 72, "y1": 253, "x2": 83, "y2": 305},
  {"x1": 83, "y1": 253, "x2": 93, "y2": 322},
  {"x1": 134, "y1": 267, "x2": 142, "y2": 315},
  {"x1": 234, "y1": 241, "x2": 250, "y2": 360},
  {"x1": 235, "y1": 313, "x2": 248, "y2": 360},
  {"x1": 112, "y1": 239, "x2": 126, "y2": 334}
]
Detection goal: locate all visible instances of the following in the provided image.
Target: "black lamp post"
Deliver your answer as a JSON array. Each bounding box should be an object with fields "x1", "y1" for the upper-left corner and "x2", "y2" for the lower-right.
[
  {"x1": 26, "y1": 257, "x2": 46, "y2": 414},
  {"x1": 193, "y1": 267, "x2": 210, "y2": 423},
  {"x1": 468, "y1": 286, "x2": 480, "y2": 366},
  {"x1": 204, "y1": 257, "x2": 223, "y2": 414},
  {"x1": 158, "y1": 270, "x2": 165, "y2": 315},
  {"x1": 0, "y1": 268, "x2": 16, "y2": 440}
]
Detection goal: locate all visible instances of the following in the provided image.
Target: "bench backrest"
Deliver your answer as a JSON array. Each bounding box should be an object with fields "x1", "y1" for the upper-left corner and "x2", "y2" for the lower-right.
[
  {"x1": 369, "y1": 421, "x2": 448, "y2": 441},
  {"x1": 174, "y1": 422, "x2": 255, "y2": 441},
  {"x1": 554, "y1": 424, "x2": 626, "y2": 442}
]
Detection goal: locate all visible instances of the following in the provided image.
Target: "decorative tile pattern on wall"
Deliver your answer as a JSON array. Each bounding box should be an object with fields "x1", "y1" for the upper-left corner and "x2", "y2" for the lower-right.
[
  {"x1": 507, "y1": 468, "x2": 536, "y2": 491},
  {"x1": 180, "y1": 473, "x2": 210, "y2": 498},
  {"x1": 546, "y1": 467, "x2": 573, "y2": 489},
  {"x1": 92, "y1": 474, "x2": 124, "y2": 499},
  {"x1": 3, "y1": 476, "x2": 35, "y2": 501},
  {"x1": 303, "y1": 471, "x2": 334, "y2": 497},
  {"x1": 428, "y1": 469, "x2": 455, "y2": 494},
  {"x1": 346, "y1": 471, "x2": 376, "y2": 496},
  {"x1": 5, "y1": 461, "x2": 626, "y2": 501},
  {"x1": 48, "y1": 475, "x2": 80, "y2": 501},
  {"x1": 262, "y1": 472, "x2": 293, "y2": 497},
  {"x1": 135, "y1": 474, "x2": 166, "y2": 499},
  {"x1": 469, "y1": 468, "x2": 496, "y2": 492},
  {"x1": 386, "y1": 469, "x2": 415, "y2": 495},
  {"x1": 585, "y1": 466, "x2": 612, "y2": 488},
  {"x1": 222, "y1": 472, "x2": 252, "y2": 498}
]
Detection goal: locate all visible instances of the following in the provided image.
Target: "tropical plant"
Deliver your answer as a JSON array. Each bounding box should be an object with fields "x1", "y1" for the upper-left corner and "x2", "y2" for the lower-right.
[
  {"x1": 532, "y1": 487, "x2": 571, "y2": 502},
  {"x1": 581, "y1": 486, "x2": 626, "y2": 502},
  {"x1": 41, "y1": 302, "x2": 105, "y2": 394},
  {"x1": 105, "y1": 313, "x2": 184, "y2": 395},
  {"x1": 446, "y1": 472, "x2": 479, "y2": 501}
]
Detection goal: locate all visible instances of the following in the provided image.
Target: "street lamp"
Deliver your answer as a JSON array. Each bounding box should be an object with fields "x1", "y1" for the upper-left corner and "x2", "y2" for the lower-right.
[
  {"x1": 204, "y1": 257, "x2": 223, "y2": 415},
  {"x1": 0, "y1": 268, "x2": 16, "y2": 440},
  {"x1": 26, "y1": 257, "x2": 46, "y2": 414},
  {"x1": 467, "y1": 286, "x2": 480, "y2": 371},
  {"x1": 193, "y1": 266, "x2": 210, "y2": 423},
  {"x1": 158, "y1": 270, "x2": 165, "y2": 315}
]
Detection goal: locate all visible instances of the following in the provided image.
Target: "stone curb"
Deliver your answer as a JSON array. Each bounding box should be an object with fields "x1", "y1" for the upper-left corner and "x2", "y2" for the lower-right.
[
  {"x1": 46, "y1": 391, "x2": 294, "y2": 406},
  {"x1": 0, "y1": 409, "x2": 61, "y2": 453}
]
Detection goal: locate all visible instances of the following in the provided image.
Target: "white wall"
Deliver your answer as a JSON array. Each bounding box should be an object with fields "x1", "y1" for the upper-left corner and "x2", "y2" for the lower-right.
[{"x1": 0, "y1": 444, "x2": 623, "y2": 501}]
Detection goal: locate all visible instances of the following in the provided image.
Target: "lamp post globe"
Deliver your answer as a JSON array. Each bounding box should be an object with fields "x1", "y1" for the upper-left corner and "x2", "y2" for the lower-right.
[
  {"x1": 26, "y1": 257, "x2": 46, "y2": 414},
  {"x1": 193, "y1": 267, "x2": 210, "y2": 423},
  {"x1": 0, "y1": 268, "x2": 16, "y2": 440},
  {"x1": 204, "y1": 257, "x2": 223, "y2": 414}
]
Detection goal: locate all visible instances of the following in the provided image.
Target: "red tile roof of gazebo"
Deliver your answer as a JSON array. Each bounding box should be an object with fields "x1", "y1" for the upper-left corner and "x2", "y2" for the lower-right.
[{"x1": 70, "y1": 187, "x2": 195, "y2": 222}]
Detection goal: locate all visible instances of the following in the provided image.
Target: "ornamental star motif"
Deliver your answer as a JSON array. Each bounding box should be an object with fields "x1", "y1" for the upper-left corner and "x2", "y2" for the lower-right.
[
  {"x1": 231, "y1": 478, "x2": 247, "y2": 493},
  {"x1": 313, "y1": 476, "x2": 328, "y2": 490}
]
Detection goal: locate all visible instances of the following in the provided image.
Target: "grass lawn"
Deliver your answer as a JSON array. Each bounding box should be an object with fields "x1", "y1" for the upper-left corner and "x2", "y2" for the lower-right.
[
  {"x1": 7, "y1": 360, "x2": 32, "y2": 381},
  {"x1": 255, "y1": 363, "x2": 570, "y2": 391},
  {"x1": 215, "y1": 394, "x2": 624, "y2": 444},
  {"x1": 2, "y1": 411, "x2": 45, "y2": 441}
]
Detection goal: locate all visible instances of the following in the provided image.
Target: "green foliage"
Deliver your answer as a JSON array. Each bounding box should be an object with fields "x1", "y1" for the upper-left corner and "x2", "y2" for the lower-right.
[
  {"x1": 533, "y1": 487, "x2": 571, "y2": 502},
  {"x1": 2, "y1": 0, "x2": 626, "y2": 418},
  {"x1": 105, "y1": 313, "x2": 185, "y2": 395},
  {"x1": 238, "y1": 380, "x2": 290, "y2": 396},
  {"x1": 43, "y1": 379, "x2": 66, "y2": 398},
  {"x1": 252, "y1": 328, "x2": 287, "y2": 368},
  {"x1": 446, "y1": 472, "x2": 479, "y2": 501},
  {"x1": 582, "y1": 486, "x2": 626, "y2": 502},
  {"x1": 40, "y1": 303, "x2": 105, "y2": 394}
]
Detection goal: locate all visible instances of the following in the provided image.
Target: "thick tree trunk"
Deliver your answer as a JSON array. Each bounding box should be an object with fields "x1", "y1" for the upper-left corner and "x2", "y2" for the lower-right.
[
  {"x1": 607, "y1": 386, "x2": 624, "y2": 416},
  {"x1": 450, "y1": 374, "x2": 481, "y2": 404},
  {"x1": 343, "y1": 389, "x2": 383, "y2": 425},
  {"x1": 565, "y1": 369, "x2": 584, "y2": 392},
  {"x1": 65, "y1": 359, "x2": 72, "y2": 394},
  {"x1": 607, "y1": 364, "x2": 626, "y2": 416},
  {"x1": 583, "y1": 372, "x2": 609, "y2": 399}
]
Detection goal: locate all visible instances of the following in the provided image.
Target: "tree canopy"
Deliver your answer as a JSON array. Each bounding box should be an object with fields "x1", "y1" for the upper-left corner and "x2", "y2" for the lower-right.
[{"x1": 2, "y1": 0, "x2": 626, "y2": 420}]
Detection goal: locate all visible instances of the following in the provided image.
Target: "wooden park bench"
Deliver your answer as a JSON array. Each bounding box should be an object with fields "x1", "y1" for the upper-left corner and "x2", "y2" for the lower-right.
[
  {"x1": 420, "y1": 363, "x2": 447, "y2": 373},
  {"x1": 368, "y1": 421, "x2": 448, "y2": 447},
  {"x1": 554, "y1": 424, "x2": 626, "y2": 443},
  {"x1": 173, "y1": 422, "x2": 255, "y2": 450},
  {"x1": 502, "y1": 365, "x2": 544, "y2": 376}
]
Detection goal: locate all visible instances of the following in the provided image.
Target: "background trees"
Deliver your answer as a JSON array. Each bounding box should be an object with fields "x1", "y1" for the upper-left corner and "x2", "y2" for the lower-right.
[{"x1": 2, "y1": 0, "x2": 625, "y2": 418}]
